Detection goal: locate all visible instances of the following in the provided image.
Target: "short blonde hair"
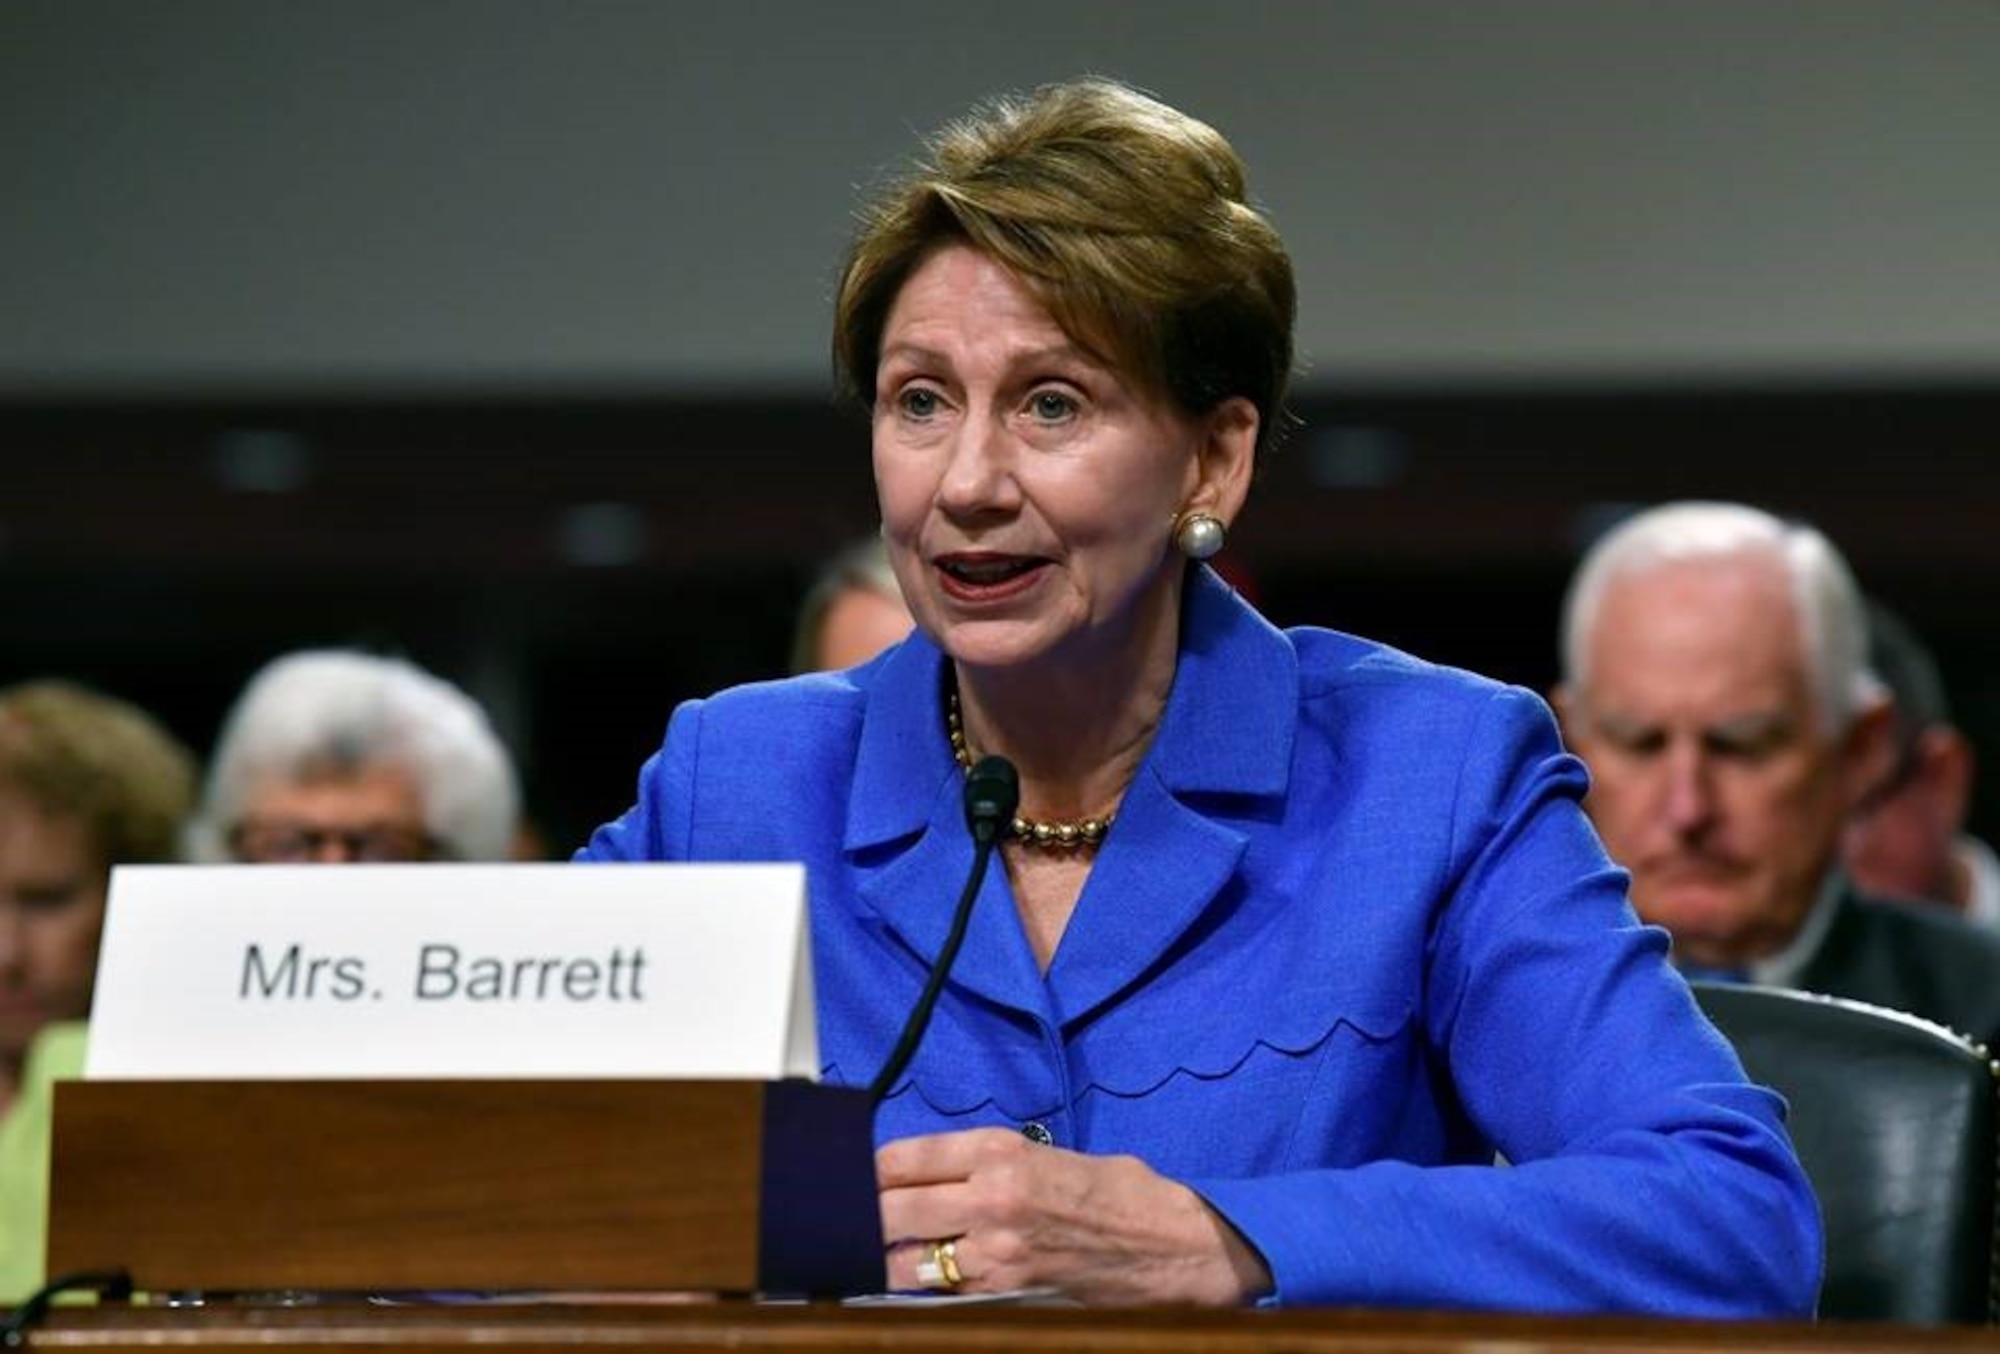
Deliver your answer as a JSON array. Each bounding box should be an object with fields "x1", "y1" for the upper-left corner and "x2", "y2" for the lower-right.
[
  {"x1": 834, "y1": 78, "x2": 1296, "y2": 457},
  {"x1": 0, "y1": 680, "x2": 196, "y2": 868}
]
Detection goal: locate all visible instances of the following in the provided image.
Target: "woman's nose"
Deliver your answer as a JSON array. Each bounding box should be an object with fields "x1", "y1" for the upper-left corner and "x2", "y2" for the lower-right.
[{"x1": 935, "y1": 414, "x2": 1020, "y2": 516}]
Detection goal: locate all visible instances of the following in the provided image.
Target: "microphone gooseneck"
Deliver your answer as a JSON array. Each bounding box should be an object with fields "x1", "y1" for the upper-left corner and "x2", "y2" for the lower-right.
[{"x1": 867, "y1": 756, "x2": 1020, "y2": 1106}]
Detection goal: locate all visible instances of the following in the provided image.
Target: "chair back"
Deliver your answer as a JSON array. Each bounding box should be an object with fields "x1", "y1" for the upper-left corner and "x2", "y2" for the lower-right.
[{"x1": 1694, "y1": 982, "x2": 1998, "y2": 1324}]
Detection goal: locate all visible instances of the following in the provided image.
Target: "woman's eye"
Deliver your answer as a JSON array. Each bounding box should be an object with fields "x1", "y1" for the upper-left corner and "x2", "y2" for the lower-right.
[
  {"x1": 897, "y1": 387, "x2": 941, "y2": 418},
  {"x1": 1028, "y1": 390, "x2": 1077, "y2": 421}
]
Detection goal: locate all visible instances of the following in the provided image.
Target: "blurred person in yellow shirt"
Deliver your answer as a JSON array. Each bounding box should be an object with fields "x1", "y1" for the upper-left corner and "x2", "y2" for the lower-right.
[{"x1": 1, "y1": 681, "x2": 194, "y2": 1302}]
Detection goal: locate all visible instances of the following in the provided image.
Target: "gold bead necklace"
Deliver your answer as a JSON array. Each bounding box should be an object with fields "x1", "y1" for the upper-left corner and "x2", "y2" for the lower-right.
[{"x1": 946, "y1": 690, "x2": 1113, "y2": 850}]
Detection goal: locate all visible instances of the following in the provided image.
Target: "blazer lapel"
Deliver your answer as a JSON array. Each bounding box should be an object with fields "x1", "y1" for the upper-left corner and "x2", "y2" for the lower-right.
[
  {"x1": 843, "y1": 569, "x2": 1297, "y2": 1027},
  {"x1": 1045, "y1": 568, "x2": 1297, "y2": 1027},
  {"x1": 1042, "y1": 768, "x2": 1250, "y2": 1027},
  {"x1": 847, "y1": 633, "x2": 1048, "y2": 1019}
]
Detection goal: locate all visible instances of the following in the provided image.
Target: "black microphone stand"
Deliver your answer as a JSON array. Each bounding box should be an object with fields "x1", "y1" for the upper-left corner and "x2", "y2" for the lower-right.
[{"x1": 867, "y1": 755, "x2": 1018, "y2": 1105}]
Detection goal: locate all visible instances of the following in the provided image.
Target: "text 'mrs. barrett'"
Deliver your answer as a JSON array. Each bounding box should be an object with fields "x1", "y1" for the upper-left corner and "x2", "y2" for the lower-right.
[{"x1": 239, "y1": 941, "x2": 651, "y2": 1002}]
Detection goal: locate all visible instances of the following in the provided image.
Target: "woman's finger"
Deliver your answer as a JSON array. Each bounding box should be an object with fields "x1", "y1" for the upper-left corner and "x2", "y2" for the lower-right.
[
  {"x1": 876, "y1": 1125, "x2": 1019, "y2": 1187},
  {"x1": 878, "y1": 1176, "x2": 980, "y2": 1245}
]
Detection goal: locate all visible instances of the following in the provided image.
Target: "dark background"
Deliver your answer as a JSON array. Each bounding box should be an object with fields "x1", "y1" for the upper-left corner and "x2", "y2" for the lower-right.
[
  {"x1": 2, "y1": 2, "x2": 1996, "y2": 851},
  {"x1": 4, "y1": 386, "x2": 1994, "y2": 852}
]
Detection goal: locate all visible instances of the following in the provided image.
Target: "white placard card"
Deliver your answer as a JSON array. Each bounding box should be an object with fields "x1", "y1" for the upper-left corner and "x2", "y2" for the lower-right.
[{"x1": 85, "y1": 863, "x2": 816, "y2": 1081}]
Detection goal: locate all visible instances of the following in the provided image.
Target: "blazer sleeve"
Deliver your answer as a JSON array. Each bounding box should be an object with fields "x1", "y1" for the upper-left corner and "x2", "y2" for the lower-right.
[
  {"x1": 1188, "y1": 686, "x2": 1823, "y2": 1316},
  {"x1": 574, "y1": 700, "x2": 704, "y2": 863}
]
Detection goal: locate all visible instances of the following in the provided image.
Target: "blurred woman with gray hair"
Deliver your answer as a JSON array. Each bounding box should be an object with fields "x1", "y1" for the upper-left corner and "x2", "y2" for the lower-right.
[{"x1": 187, "y1": 650, "x2": 520, "y2": 866}]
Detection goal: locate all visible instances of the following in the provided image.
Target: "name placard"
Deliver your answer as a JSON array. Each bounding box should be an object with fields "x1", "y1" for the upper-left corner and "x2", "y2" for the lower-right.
[{"x1": 85, "y1": 863, "x2": 816, "y2": 1081}]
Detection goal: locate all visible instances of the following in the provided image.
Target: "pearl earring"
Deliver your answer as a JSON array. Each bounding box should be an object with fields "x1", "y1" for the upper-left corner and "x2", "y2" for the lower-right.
[{"x1": 1174, "y1": 510, "x2": 1226, "y2": 560}]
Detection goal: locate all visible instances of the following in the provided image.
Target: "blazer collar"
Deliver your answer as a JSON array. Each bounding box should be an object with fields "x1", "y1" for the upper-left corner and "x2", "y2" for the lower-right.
[
  {"x1": 1043, "y1": 568, "x2": 1297, "y2": 1022},
  {"x1": 844, "y1": 628, "x2": 955, "y2": 853},
  {"x1": 1146, "y1": 565, "x2": 1297, "y2": 798},
  {"x1": 844, "y1": 566, "x2": 1294, "y2": 848},
  {"x1": 844, "y1": 566, "x2": 1300, "y2": 1023},
  {"x1": 846, "y1": 632, "x2": 1047, "y2": 1016}
]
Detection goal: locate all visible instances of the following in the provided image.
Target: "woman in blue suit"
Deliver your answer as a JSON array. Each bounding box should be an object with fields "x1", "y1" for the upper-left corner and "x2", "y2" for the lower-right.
[{"x1": 582, "y1": 79, "x2": 1820, "y2": 1314}]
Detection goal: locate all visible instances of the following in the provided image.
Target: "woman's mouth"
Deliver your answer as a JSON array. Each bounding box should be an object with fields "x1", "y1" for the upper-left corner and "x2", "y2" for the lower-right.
[{"x1": 935, "y1": 553, "x2": 1048, "y2": 602}]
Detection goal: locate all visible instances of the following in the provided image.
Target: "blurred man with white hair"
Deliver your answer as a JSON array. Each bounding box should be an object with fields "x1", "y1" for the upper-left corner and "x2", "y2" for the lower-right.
[
  {"x1": 188, "y1": 650, "x2": 521, "y2": 866},
  {"x1": 1555, "y1": 501, "x2": 2000, "y2": 1046}
]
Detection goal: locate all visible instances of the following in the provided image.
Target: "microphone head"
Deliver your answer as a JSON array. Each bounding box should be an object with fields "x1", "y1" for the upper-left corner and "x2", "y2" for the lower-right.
[{"x1": 963, "y1": 755, "x2": 1020, "y2": 846}]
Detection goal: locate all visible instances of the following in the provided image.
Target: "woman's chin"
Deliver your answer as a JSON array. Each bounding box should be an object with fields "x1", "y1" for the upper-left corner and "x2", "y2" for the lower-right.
[{"x1": 936, "y1": 618, "x2": 1067, "y2": 674}]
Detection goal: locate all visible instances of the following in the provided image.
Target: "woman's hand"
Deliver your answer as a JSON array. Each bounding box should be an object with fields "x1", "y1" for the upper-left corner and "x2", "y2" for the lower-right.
[{"x1": 876, "y1": 1127, "x2": 1271, "y2": 1306}]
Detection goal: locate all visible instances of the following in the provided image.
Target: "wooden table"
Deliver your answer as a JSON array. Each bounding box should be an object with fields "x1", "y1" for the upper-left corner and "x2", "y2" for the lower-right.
[{"x1": 13, "y1": 1301, "x2": 1997, "y2": 1354}]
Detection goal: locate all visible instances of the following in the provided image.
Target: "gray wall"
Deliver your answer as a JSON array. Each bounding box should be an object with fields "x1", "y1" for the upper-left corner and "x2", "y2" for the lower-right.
[{"x1": 3, "y1": 0, "x2": 1997, "y2": 395}]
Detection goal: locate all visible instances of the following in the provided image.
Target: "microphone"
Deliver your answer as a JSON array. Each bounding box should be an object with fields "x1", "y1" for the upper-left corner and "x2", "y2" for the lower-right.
[
  {"x1": 963, "y1": 754, "x2": 1018, "y2": 848},
  {"x1": 867, "y1": 755, "x2": 1019, "y2": 1105}
]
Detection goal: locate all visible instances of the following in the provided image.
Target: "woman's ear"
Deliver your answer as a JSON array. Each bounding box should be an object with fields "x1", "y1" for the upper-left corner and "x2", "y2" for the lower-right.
[{"x1": 1190, "y1": 396, "x2": 1259, "y2": 525}]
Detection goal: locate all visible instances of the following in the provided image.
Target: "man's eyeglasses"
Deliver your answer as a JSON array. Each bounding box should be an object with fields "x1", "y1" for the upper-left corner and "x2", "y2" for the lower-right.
[{"x1": 227, "y1": 821, "x2": 450, "y2": 864}]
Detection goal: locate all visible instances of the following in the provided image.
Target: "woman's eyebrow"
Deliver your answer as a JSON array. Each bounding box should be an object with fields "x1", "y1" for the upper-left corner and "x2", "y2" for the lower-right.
[{"x1": 876, "y1": 341, "x2": 949, "y2": 371}]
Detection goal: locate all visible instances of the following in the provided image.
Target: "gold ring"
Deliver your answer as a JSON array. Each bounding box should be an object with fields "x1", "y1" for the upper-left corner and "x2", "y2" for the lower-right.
[{"x1": 914, "y1": 1238, "x2": 963, "y2": 1290}]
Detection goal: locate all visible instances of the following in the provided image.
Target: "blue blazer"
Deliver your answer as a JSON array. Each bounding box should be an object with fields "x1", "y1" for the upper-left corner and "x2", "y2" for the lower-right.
[{"x1": 582, "y1": 567, "x2": 1820, "y2": 1315}]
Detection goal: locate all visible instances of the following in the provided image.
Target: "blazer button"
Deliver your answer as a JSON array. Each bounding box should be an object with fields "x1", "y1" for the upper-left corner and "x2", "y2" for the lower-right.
[{"x1": 1020, "y1": 1121, "x2": 1054, "y2": 1146}]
